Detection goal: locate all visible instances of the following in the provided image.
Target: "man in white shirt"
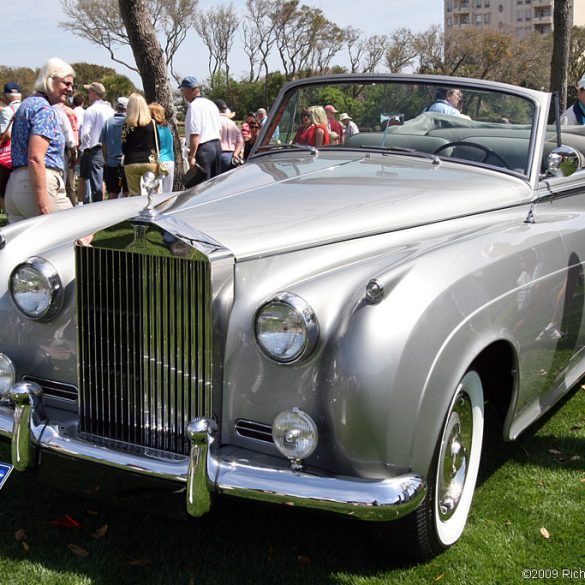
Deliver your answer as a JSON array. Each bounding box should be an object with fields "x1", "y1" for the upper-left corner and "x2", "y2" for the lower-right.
[
  {"x1": 179, "y1": 76, "x2": 222, "y2": 180},
  {"x1": 78, "y1": 82, "x2": 114, "y2": 203}
]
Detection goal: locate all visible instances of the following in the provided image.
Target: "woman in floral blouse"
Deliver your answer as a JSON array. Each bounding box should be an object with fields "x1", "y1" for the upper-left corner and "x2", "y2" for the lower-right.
[{"x1": 5, "y1": 57, "x2": 75, "y2": 223}]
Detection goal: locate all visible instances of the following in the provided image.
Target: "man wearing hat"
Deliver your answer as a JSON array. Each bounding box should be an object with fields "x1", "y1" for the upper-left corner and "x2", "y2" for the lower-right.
[
  {"x1": 78, "y1": 81, "x2": 114, "y2": 203},
  {"x1": 0, "y1": 82, "x2": 22, "y2": 136},
  {"x1": 179, "y1": 76, "x2": 221, "y2": 181},
  {"x1": 214, "y1": 99, "x2": 244, "y2": 174},
  {"x1": 324, "y1": 104, "x2": 344, "y2": 144},
  {"x1": 561, "y1": 75, "x2": 585, "y2": 125},
  {"x1": 100, "y1": 96, "x2": 129, "y2": 199},
  {"x1": 339, "y1": 113, "x2": 359, "y2": 140}
]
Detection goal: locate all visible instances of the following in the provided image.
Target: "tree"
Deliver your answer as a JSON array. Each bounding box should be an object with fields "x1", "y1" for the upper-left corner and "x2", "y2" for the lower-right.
[
  {"x1": 418, "y1": 27, "x2": 550, "y2": 89},
  {"x1": 0, "y1": 66, "x2": 37, "y2": 97},
  {"x1": 242, "y1": 0, "x2": 279, "y2": 83},
  {"x1": 194, "y1": 4, "x2": 239, "y2": 88},
  {"x1": 60, "y1": 0, "x2": 198, "y2": 83},
  {"x1": 70, "y1": 63, "x2": 137, "y2": 101},
  {"x1": 345, "y1": 27, "x2": 388, "y2": 74},
  {"x1": 118, "y1": 0, "x2": 183, "y2": 186},
  {"x1": 272, "y1": 1, "x2": 342, "y2": 79},
  {"x1": 550, "y1": 0, "x2": 574, "y2": 111},
  {"x1": 385, "y1": 28, "x2": 417, "y2": 73}
]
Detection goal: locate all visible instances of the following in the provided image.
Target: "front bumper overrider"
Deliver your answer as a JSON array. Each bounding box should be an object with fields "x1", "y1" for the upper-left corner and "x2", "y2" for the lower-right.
[{"x1": 0, "y1": 381, "x2": 426, "y2": 521}]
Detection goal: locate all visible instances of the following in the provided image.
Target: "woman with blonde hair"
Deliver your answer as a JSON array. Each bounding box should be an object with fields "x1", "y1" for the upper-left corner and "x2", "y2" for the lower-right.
[
  {"x1": 121, "y1": 93, "x2": 158, "y2": 195},
  {"x1": 5, "y1": 57, "x2": 75, "y2": 222},
  {"x1": 297, "y1": 105, "x2": 330, "y2": 147},
  {"x1": 148, "y1": 102, "x2": 175, "y2": 192}
]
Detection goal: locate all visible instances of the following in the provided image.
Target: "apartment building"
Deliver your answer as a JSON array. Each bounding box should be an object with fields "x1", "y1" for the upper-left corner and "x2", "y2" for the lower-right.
[{"x1": 445, "y1": 0, "x2": 585, "y2": 37}]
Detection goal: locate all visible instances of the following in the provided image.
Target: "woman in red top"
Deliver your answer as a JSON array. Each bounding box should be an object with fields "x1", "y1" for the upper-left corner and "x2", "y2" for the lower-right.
[{"x1": 298, "y1": 105, "x2": 330, "y2": 147}]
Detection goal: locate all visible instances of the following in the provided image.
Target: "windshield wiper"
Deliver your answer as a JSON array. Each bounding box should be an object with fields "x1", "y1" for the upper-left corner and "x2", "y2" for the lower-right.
[
  {"x1": 253, "y1": 143, "x2": 318, "y2": 157},
  {"x1": 358, "y1": 145, "x2": 440, "y2": 162}
]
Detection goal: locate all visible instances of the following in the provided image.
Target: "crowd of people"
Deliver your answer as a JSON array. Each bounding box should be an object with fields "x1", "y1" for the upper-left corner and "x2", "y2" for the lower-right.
[
  {"x1": 0, "y1": 59, "x2": 256, "y2": 224},
  {"x1": 0, "y1": 56, "x2": 371, "y2": 224},
  {"x1": 13, "y1": 58, "x2": 585, "y2": 225},
  {"x1": 292, "y1": 103, "x2": 359, "y2": 147}
]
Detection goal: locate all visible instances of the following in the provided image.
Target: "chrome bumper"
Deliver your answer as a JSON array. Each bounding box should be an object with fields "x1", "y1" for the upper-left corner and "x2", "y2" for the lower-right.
[{"x1": 0, "y1": 382, "x2": 426, "y2": 521}]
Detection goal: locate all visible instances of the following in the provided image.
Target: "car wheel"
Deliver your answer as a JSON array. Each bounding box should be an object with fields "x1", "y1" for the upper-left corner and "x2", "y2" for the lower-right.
[{"x1": 402, "y1": 369, "x2": 484, "y2": 560}]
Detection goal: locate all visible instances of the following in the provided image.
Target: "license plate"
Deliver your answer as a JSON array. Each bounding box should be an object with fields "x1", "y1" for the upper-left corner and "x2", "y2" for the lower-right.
[{"x1": 0, "y1": 462, "x2": 13, "y2": 490}]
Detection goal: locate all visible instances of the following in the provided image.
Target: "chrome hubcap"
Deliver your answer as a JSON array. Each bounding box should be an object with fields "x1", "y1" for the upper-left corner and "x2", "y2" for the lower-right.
[{"x1": 437, "y1": 392, "x2": 473, "y2": 521}]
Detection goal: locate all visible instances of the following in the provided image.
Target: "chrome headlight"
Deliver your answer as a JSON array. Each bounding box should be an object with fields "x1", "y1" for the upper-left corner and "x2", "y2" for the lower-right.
[
  {"x1": 0, "y1": 353, "x2": 15, "y2": 397},
  {"x1": 254, "y1": 292, "x2": 319, "y2": 363},
  {"x1": 9, "y1": 257, "x2": 63, "y2": 320}
]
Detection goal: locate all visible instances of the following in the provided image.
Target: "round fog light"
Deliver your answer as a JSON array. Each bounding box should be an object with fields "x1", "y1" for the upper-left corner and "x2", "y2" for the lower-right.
[
  {"x1": 272, "y1": 407, "x2": 318, "y2": 463},
  {"x1": 0, "y1": 353, "x2": 16, "y2": 397}
]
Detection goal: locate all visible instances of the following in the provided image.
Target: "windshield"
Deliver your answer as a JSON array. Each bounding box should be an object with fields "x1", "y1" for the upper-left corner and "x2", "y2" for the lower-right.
[{"x1": 256, "y1": 78, "x2": 537, "y2": 176}]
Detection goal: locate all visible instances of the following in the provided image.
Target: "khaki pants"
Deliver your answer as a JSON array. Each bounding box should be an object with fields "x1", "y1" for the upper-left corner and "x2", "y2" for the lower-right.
[
  {"x1": 124, "y1": 162, "x2": 158, "y2": 195},
  {"x1": 5, "y1": 167, "x2": 72, "y2": 223}
]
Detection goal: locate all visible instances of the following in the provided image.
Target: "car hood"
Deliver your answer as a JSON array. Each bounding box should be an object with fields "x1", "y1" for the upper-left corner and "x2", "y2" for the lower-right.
[{"x1": 158, "y1": 151, "x2": 530, "y2": 260}]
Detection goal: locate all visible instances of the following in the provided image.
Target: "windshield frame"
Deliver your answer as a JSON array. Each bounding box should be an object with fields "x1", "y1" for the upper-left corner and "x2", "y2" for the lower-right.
[{"x1": 249, "y1": 73, "x2": 549, "y2": 184}]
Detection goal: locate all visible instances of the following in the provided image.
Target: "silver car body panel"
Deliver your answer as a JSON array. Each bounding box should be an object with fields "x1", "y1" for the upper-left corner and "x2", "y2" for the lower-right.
[{"x1": 0, "y1": 74, "x2": 584, "y2": 524}]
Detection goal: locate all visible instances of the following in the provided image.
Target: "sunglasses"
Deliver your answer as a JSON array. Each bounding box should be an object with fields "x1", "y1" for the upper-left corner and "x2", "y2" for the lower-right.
[{"x1": 250, "y1": 125, "x2": 260, "y2": 129}]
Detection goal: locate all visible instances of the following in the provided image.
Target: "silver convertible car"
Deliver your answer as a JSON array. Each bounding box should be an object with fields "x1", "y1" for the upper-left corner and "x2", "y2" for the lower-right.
[{"x1": 1, "y1": 74, "x2": 584, "y2": 560}]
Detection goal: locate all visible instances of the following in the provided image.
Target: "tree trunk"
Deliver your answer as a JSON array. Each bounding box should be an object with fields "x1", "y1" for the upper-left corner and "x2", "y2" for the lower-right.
[
  {"x1": 118, "y1": 0, "x2": 184, "y2": 188},
  {"x1": 550, "y1": 0, "x2": 574, "y2": 112}
]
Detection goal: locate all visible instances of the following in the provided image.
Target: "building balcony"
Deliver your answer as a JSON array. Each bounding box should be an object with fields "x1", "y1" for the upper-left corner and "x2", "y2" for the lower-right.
[
  {"x1": 532, "y1": 14, "x2": 553, "y2": 24},
  {"x1": 531, "y1": 0, "x2": 552, "y2": 7}
]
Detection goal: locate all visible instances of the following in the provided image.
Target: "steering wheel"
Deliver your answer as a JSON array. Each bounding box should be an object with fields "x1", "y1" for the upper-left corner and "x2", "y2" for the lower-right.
[{"x1": 433, "y1": 141, "x2": 510, "y2": 169}]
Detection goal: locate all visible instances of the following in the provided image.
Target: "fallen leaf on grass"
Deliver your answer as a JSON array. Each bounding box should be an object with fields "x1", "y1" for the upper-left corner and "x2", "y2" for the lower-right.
[
  {"x1": 14, "y1": 528, "x2": 27, "y2": 541},
  {"x1": 435, "y1": 575, "x2": 445, "y2": 582},
  {"x1": 580, "y1": 478, "x2": 585, "y2": 483},
  {"x1": 22, "y1": 542, "x2": 30, "y2": 552},
  {"x1": 540, "y1": 527, "x2": 551, "y2": 539},
  {"x1": 548, "y1": 449, "x2": 562, "y2": 456},
  {"x1": 68, "y1": 543, "x2": 89, "y2": 557},
  {"x1": 92, "y1": 524, "x2": 108, "y2": 539},
  {"x1": 128, "y1": 559, "x2": 152, "y2": 567},
  {"x1": 571, "y1": 455, "x2": 581, "y2": 461}
]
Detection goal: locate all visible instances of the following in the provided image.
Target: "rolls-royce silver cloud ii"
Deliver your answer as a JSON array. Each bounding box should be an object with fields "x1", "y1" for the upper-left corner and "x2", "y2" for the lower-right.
[{"x1": 1, "y1": 74, "x2": 584, "y2": 559}]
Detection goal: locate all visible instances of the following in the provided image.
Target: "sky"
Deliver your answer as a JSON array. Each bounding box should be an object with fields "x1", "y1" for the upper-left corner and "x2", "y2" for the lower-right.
[{"x1": 3, "y1": 0, "x2": 444, "y2": 88}]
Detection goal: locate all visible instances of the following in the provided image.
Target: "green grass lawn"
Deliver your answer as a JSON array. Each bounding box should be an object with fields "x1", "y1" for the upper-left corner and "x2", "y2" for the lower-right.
[{"x1": 0, "y1": 387, "x2": 583, "y2": 585}]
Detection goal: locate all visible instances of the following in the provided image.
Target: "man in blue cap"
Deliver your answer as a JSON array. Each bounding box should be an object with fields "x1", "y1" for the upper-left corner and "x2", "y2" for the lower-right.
[
  {"x1": 0, "y1": 82, "x2": 22, "y2": 136},
  {"x1": 179, "y1": 76, "x2": 221, "y2": 182}
]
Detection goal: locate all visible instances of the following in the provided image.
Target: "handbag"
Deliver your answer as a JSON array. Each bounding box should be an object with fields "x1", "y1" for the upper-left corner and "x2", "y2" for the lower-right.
[
  {"x1": 152, "y1": 120, "x2": 169, "y2": 177},
  {"x1": 183, "y1": 163, "x2": 207, "y2": 188}
]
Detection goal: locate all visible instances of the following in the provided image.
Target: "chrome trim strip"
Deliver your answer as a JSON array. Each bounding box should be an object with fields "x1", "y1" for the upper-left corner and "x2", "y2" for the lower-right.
[
  {"x1": 0, "y1": 409, "x2": 426, "y2": 521},
  {"x1": 212, "y1": 453, "x2": 426, "y2": 521}
]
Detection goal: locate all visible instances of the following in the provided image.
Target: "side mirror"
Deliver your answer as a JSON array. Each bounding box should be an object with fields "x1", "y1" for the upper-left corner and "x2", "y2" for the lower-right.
[{"x1": 545, "y1": 145, "x2": 581, "y2": 177}]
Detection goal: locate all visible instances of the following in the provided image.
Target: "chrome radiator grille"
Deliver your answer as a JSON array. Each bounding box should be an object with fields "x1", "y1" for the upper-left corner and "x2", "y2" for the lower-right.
[{"x1": 75, "y1": 244, "x2": 212, "y2": 455}]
